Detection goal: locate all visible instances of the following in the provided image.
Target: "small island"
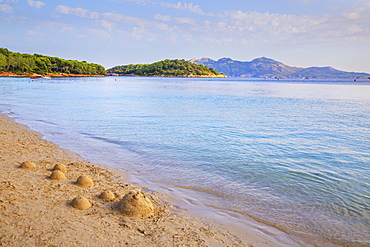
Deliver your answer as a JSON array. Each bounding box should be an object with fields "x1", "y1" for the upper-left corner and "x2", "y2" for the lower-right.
[
  {"x1": 0, "y1": 48, "x2": 106, "y2": 77},
  {"x1": 107, "y1": 59, "x2": 227, "y2": 78}
]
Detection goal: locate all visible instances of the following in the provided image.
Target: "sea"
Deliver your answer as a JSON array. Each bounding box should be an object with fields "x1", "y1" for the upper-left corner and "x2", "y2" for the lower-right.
[{"x1": 0, "y1": 76, "x2": 369, "y2": 246}]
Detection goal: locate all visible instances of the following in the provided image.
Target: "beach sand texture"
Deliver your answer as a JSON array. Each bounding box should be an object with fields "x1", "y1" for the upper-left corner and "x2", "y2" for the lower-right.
[{"x1": 0, "y1": 113, "x2": 300, "y2": 246}]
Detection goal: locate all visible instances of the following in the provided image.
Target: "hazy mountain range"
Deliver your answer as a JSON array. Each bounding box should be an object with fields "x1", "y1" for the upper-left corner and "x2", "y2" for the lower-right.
[{"x1": 190, "y1": 57, "x2": 370, "y2": 79}]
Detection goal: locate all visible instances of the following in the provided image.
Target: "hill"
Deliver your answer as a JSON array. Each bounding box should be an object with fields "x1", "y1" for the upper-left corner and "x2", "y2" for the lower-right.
[
  {"x1": 0, "y1": 48, "x2": 106, "y2": 76},
  {"x1": 190, "y1": 57, "x2": 370, "y2": 78},
  {"x1": 107, "y1": 59, "x2": 226, "y2": 77}
]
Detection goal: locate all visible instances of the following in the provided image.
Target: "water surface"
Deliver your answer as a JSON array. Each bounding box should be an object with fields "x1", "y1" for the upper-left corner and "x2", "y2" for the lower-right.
[{"x1": 1, "y1": 77, "x2": 369, "y2": 246}]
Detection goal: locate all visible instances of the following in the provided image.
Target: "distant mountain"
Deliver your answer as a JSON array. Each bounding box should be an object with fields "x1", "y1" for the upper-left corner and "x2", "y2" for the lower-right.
[{"x1": 190, "y1": 57, "x2": 370, "y2": 78}]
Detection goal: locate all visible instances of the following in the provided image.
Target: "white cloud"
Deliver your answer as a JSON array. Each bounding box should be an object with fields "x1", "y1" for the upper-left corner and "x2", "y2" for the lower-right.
[
  {"x1": 342, "y1": 2, "x2": 370, "y2": 22},
  {"x1": 202, "y1": 4, "x2": 369, "y2": 46},
  {"x1": 174, "y1": 17, "x2": 195, "y2": 25},
  {"x1": 155, "y1": 13, "x2": 171, "y2": 22},
  {"x1": 0, "y1": 0, "x2": 19, "y2": 3},
  {"x1": 154, "y1": 22, "x2": 172, "y2": 31},
  {"x1": 55, "y1": 5, "x2": 89, "y2": 18},
  {"x1": 76, "y1": 34, "x2": 88, "y2": 38},
  {"x1": 222, "y1": 10, "x2": 327, "y2": 35},
  {"x1": 343, "y1": 12, "x2": 361, "y2": 20},
  {"x1": 87, "y1": 28, "x2": 111, "y2": 38},
  {"x1": 48, "y1": 2, "x2": 370, "y2": 47},
  {"x1": 159, "y1": 2, "x2": 210, "y2": 16},
  {"x1": 101, "y1": 12, "x2": 151, "y2": 26},
  {"x1": 3, "y1": 15, "x2": 28, "y2": 24},
  {"x1": 117, "y1": 25, "x2": 158, "y2": 41},
  {"x1": 132, "y1": 26, "x2": 145, "y2": 39},
  {"x1": 95, "y1": 19, "x2": 116, "y2": 31},
  {"x1": 39, "y1": 21, "x2": 76, "y2": 34},
  {"x1": 0, "y1": 4, "x2": 13, "y2": 13},
  {"x1": 26, "y1": 30, "x2": 42, "y2": 36},
  {"x1": 53, "y1": 4, "x2": 175, "y2": 38},
  {"x1": 109, "y1": 0, "x2": 148, "y2": 5},
  {"x1": 352, "y1": 2, "x2": 370, "y2": 13},
  {"x1": 101, "y1": 11, "x2": 174, "y2": 33},
  {"x1": 90, "y1": 12, "x2": 100, "y2": 19},
  {"x1": 110, "y1": 0, "x2": 211, "y2": 16},
  {"x1": 27, "y1": 0, "x2": 45, "y2": 9}
]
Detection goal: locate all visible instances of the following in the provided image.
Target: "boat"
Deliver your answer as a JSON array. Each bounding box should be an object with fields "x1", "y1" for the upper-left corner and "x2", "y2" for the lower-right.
[
  {"x1": 41, "y1": 76, "x2": 51, "y2": 79},
  {"x1": 30, "y1": 77, "x2": 40, "y2": 79}
]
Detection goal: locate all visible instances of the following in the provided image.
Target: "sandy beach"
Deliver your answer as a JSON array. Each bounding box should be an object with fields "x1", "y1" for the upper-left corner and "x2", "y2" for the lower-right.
[{"x1": 0, "y1": 113, "x2": 304, "y2": 247}]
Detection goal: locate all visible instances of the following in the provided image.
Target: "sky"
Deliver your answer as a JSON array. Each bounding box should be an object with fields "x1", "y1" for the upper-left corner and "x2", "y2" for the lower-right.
[{"x1": 1, "y1": 0, "x2": 370, "y2": 73}]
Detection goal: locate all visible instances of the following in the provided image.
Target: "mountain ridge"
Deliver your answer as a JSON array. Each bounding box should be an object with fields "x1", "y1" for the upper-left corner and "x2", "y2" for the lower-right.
[{"x1": 190, "y1": 57, "x2": 370, "y2": 78}]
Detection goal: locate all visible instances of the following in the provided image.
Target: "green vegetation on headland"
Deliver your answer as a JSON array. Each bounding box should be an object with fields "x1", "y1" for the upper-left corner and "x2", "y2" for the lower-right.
[
  {"x1": 2, "y1": 46, "x2": 368, "y2": 79},
  {"x1": 107, "y1": 59, "x2": 226, "y2": 77},
  {"x1": 0, "y1": 48, "x2": 106, "y2": 76}
]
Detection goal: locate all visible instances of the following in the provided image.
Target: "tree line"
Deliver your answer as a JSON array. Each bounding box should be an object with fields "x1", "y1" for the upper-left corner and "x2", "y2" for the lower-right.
[
  {"x1": 107, "y1": 59, "x2": 224, "y2": 77},
  {"x1": 0, "y1": 48, "x2": 106, "y2": 75}
]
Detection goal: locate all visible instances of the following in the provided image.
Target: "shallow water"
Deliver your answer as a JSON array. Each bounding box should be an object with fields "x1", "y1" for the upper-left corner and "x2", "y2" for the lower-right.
[{"x1": 1, "y1": 77, "x2": 369, "y2": 246}]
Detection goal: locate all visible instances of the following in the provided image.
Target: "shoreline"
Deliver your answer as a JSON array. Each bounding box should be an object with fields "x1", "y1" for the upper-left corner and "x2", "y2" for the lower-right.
[
  {"x1": 0, "y1": 112, "x2": 305, "y2": 246},
  {"x1": 0, "y1": 72, "x2": 105, "y2": 77}
]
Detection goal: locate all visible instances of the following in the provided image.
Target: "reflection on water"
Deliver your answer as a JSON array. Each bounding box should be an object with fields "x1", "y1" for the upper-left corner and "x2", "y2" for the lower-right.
[{"x1": 0, "y1": 77, "x2": 369, "y2": 246}]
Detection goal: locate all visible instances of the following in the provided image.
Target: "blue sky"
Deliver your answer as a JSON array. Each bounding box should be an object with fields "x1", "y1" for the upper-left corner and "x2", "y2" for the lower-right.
[{"x1": 1, "y1": 0, "x2": 369, "y2": 72}]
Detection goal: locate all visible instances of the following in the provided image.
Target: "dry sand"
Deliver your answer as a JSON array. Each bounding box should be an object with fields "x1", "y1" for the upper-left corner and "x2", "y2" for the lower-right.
[{"x1": 0, "y1": 113, "x2": 303, "y2": 246}]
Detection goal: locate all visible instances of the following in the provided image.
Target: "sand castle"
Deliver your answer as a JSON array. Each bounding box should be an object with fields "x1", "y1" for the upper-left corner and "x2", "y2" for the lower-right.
[
  {"x1": 18, "y1": 160, "x2": 157, "y2": 216},
  {"x1": 53, "y1": 164, "x2": 67, "y2": 172},
  {"x1": 2, "y1": 113, "x2": 271, "y2": 247},
  {"x1": 22, "y1": 160, "x2": 158, "y2": 216},
  {"x1": 49, "y1": 170, "x2": 67, "y2": 180},
  {"x1": 118, "y1": 191, "x2": 155, "y2": 217},
  {"x1": 72, "y1": 196, "x2": 92, "y2": 210},
  {"x1": 20, "y1": 161, "x2": 37, "y2": 169},
  {"x1": 76, "y1": 175, "x2": 94, "y2": 187},
  {"x1": 99, "y1": 190, "x2": 115, "y2": 201}
]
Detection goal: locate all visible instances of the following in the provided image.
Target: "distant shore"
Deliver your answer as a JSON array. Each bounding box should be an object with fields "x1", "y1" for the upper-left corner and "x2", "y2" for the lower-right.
[
  {"x1": 0, "y1": 112, "x2": 304, "y2": 246},
  {"x1": 0, "y1": 72, "x2": 104, "y2": 77},
  {"x1": 108, "y1": 73, "x2": 227, "y2": 78},
  {"x1": 0, "y1": 71, "x2": 226, "y2": 78}
]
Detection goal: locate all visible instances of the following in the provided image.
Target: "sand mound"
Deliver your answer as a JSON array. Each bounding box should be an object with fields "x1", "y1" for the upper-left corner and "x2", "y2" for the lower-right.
[
  {"x1": 49, "y1": 170, "x2": 67, "y2": 180},
  {"x1": 50, "y1": 171, "x2": 67, "y2": 180},
  {"x1": 71, "y1": 196, "x2": 91, "y2": 210},
  {"x1": 20, "y1": 161, "x2": 36, "y2": 169},
  {"x1": 100, "y1": 191, "x2": 115, "y2": 201},
  {"x1": 76, "y1": 175, "x2": 94, "y2": 187},
  {"x1": 118, "y1": 191, "x2": 155, "y2": 217},
  {"x1": 53, "y1": 164, "x2": 67, "y2": 173}
]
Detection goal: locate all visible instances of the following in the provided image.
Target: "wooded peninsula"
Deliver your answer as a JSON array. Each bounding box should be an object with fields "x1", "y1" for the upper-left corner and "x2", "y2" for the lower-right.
[
  {"x1": 0, "y1": 48, "x2": 106, "y2": 76},
  {"x1": 0, "y1": 48, "x2": 225, "y2": 78},
  {"x1": 107, "y1": 59, "x2": 226, "y2": 77}
]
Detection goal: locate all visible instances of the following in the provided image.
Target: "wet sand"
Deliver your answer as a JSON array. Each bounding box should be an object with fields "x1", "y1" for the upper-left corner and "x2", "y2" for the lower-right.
[{"x1": 0, "y1": 113, "x2": 303, "y2": 246}]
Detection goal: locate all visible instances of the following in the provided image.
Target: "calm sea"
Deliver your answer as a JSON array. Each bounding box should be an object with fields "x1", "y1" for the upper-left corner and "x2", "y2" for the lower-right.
[{"x1": 1, "y1": 77, "x2": 369, "y2": 246}]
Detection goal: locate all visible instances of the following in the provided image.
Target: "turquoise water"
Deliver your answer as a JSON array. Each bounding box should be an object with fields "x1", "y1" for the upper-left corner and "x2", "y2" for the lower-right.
[{"x1": 1, "y1": 77, "x2": 369, "y2": 246}]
